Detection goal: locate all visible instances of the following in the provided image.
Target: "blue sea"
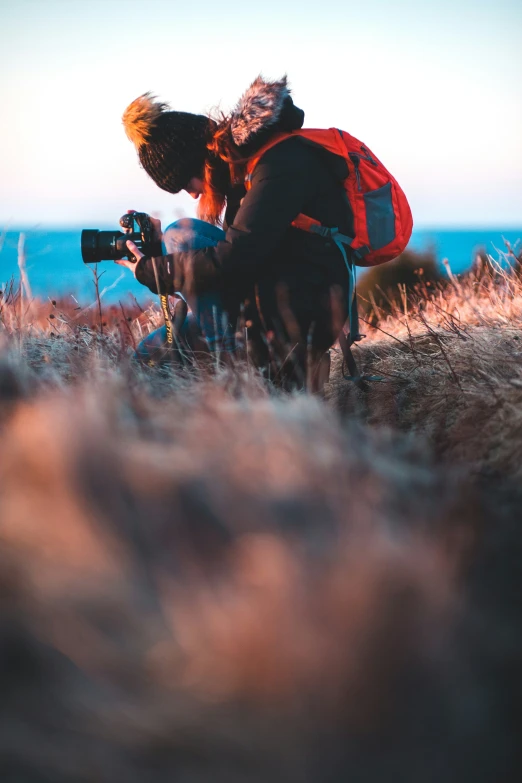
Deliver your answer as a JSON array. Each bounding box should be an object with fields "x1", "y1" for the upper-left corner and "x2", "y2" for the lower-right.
[{"x1": 1, "y1": 227, "x2": 521, "y2": 304}]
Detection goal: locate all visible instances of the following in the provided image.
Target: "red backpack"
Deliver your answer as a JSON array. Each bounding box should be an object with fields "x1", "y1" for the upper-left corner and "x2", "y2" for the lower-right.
[{"x1": 245, "y1": 128, "x2": 413, "y2": 267}]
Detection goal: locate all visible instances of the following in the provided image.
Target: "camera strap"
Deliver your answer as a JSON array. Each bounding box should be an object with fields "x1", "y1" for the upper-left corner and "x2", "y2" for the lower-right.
[
  {"x1": 159, "y1": 294, "x2": 174, "y2": 345},
  {"x1": 149, "y1": 257, "x2": 192, "y2": 368},
  {"x1": 149, "y1": 256, "x2": 174, "y2": 345}
]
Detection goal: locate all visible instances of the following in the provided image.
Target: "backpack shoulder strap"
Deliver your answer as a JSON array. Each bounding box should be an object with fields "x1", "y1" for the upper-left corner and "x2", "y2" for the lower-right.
[
  {"x1": 245, "y1": 132, "x2": 293, "y2": 187},
  {"x1": 245, "y1": 128, "x2": 347, "y2": 189}
]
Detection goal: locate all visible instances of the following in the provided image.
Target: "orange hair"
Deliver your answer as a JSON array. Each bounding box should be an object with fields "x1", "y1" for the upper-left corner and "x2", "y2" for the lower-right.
[{"x1": 198, "y1": 113, "x2": 250, "y2": 226}]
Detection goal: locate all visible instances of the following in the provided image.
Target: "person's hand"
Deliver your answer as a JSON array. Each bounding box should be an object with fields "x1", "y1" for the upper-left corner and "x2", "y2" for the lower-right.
[
  {"x1": 149, "y1": 215, "x2": 162, "y2": 244},
  {"x1": 115, "y1": 240, "x2": 144, "y2": 274},
  {"x1": 114, "y1": 210, "x2": 162, "y2": 275}
]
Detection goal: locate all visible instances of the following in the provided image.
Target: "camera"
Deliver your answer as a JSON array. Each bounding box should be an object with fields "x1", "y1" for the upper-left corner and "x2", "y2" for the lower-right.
[{"x1": 81, "y1": 211, "x2": 162, "y2": 264}]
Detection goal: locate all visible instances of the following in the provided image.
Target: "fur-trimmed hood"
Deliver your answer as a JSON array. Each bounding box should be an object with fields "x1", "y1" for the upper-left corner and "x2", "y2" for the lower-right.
[{"x1": 229, "y1": 75, "x2": 304, "y2": 149}]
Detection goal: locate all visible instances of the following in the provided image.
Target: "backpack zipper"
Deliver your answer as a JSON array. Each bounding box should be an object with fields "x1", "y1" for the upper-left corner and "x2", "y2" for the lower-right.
[
  {"x1": 360, "y1": 145, "x2": 378, "y2": 166},
  {"x1": 349, "y1": 153, "x2": 362, "y2": 192}
]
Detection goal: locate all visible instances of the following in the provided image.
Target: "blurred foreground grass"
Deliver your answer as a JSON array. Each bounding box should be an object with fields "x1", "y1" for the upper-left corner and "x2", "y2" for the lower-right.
[{"x1": 1, "y1": 242, "x2": 521, "y2": 782}]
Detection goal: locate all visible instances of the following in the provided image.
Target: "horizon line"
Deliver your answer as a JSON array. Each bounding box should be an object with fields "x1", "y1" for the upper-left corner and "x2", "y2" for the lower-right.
[{"x1": 2, "y1": 223, "x2": 522, "y2": 233}]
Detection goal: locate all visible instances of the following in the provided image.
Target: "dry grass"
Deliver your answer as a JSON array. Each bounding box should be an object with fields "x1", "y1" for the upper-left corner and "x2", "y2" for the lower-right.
[
  {"x1": 329, "y1": 245, "x2": 522, "y2": 480},
  {"x1": 2, "y1": 360, "x2": 515, "y2": 782},
  {"x1": 1, "y1": 245, "x2": 522, "y2": 780}
]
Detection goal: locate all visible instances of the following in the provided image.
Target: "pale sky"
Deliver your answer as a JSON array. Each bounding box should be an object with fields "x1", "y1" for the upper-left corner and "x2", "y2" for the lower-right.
[{"x1": 1, "y1": 0, "x2": 521, "y2": 228}]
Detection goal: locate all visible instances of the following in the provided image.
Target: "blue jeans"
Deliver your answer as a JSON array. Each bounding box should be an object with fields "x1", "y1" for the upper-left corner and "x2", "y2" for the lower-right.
[{"x1": 136, "y1": 219, "x2": 235, "y2": 364}]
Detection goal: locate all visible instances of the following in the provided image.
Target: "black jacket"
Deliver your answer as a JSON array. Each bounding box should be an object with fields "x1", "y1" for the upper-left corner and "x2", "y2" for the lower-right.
[{"x1": 136, "y1": 137, "x2": 353, "y2": 323}]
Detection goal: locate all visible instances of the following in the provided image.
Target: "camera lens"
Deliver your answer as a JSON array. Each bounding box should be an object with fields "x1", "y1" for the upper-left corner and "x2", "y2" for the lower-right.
[
  {"x1": 81, "y1": 229, "x2": 130, "y2": 263},
  {"x1": 81, "y1": 230, "x2": 100, "y2": 263}
]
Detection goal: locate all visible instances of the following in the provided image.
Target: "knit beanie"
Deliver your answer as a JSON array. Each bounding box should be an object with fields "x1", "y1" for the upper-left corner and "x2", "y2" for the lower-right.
[{"x1": 122, "y1": 93, "x2": 214, "y2": 194}]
